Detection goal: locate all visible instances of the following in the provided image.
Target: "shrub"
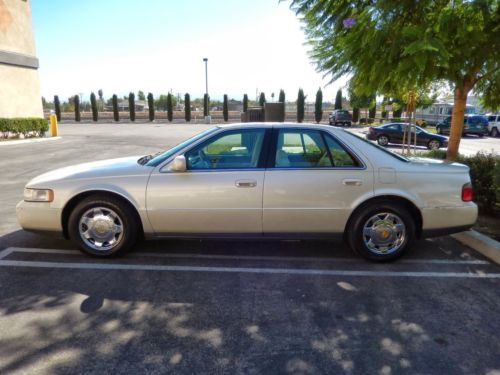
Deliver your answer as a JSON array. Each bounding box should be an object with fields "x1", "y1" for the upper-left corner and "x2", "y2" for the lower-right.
[
  {"x1": 314, "y1": 88, "x2": 323, "y2": 123},
  {"x1": 90, "y1": 92, "x2": 98, "y2": 122},
  {"x1": 54, "y1": 95, "x2": 61, "y2": 121},
  {"x1": 243, "y1": 94, "x2": 248, "y2": 112},
  {"x1": 297, "y1": 88, "x2": 305, "y2": 123},
  {"x1": 0, "y1": 118, "x2": 49, "y2": 138},
  {"x1": 74, "y1": 95, "x2": 81, "y2": 122},
  {"x1": 184, "y1": 93, "x2": 191, "y2": 122},
  {"x1": 147, "y1": 92, "x2": 155, "y2": 121},
  {"x1": 223, "y1": 94, "x2": 229, "y2": 122},
  {"x1": 129, "y1": 92, "x2": 136, "y2": 121},
  {"x1": 167, "y1": 93, "x2": 173, "y2": 122},
  {"x1": 112, "y1": 94, "x2": 119, "y2": 121}
]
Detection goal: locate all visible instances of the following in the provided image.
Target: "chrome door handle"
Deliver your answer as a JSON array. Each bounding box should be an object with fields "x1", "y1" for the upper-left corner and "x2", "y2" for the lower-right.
[
  {"x1": 342, "y1": 179, "x2": 362, "y2": 186},
  {"x1": 235, "y1": 180, "x2": 257, "y2": 188}
]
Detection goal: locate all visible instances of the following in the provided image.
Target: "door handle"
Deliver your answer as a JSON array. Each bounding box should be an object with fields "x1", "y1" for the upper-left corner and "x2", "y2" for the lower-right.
[
  {"x1": 235, "y1": 180, "x2": 257, "y2": 188},
  {"x1": 342, "y1": 179, "x2": 362, "y2": 186}
]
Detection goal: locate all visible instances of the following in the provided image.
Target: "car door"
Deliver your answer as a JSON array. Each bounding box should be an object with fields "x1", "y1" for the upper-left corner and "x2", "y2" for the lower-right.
[
  {"x1": 263, "y1": 128, "x2": 374, "y2": 235},
  {"x1": 146, "y1": 128, "x2": 269, "y2": 235}
]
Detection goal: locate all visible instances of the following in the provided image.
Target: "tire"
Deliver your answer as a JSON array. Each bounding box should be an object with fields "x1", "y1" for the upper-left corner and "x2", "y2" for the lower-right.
[
  {"x1": 329, "y1": 120, "x2": 334, "y2": 125},
  {"x1": 68, "y1": 194, "x2": 139, "y2": 257},
  {"x1": 491, "y1": 128, "x2": 499, "y2": 137},
  {"x1": 478, "y1": 133, "x2": 484, "y2": 138},
  {"x1": 427, "y1": 139, "x2": 441, "y2": 150},
  {"x1": 346, "y1": 202, "x2": 415, "y2": 262},
  {"x1": 377, "y1": 135, "x2": 389, "y2": 146}
]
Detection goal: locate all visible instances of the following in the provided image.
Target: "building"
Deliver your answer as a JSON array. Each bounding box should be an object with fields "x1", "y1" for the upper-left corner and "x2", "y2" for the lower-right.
[{"x1": 0, "y1": 0, "x2": 43, "y2": 118}]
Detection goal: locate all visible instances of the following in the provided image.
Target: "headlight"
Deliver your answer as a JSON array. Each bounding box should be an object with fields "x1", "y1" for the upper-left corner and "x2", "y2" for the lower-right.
[{"x1": 24, "y1": 188, "x2": 54, "y2": 202}]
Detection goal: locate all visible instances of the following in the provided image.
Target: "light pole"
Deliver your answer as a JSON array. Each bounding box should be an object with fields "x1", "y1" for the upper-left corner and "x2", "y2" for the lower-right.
[{"x1": 203, "y1": 58, "x2": 210, "y2": 123}]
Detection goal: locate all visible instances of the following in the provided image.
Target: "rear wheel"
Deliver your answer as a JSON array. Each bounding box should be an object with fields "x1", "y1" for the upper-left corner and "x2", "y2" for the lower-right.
[
  {"x1": 491, "y1": 127, "x2": 499, "y2": 137},
  {"x1": 427, "y1": 139, "x2": 441, "y2": 150},
  {"x1": 346, "y1": 202, "x2": 415, "y2": 261},
  {"x1": 68, "y1": 195, "x2": 138, "y2": 257},
  {"x1": 377, "y1": 135, "x2": 389, "y2": 146}
]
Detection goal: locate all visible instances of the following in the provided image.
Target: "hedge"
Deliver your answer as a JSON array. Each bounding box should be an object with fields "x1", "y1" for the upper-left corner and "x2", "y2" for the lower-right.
[
  {"x1": 420, "y1": 150, "x2": 500, "y2": 214},
  {"x1": 0, "y1": 118, "x2": 49, "y2": 138}
]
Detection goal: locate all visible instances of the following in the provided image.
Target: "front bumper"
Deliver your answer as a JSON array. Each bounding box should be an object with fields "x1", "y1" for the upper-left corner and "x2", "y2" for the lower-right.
[{"x1": 16, "y1": 200, "x2": 63, "y2": 233}]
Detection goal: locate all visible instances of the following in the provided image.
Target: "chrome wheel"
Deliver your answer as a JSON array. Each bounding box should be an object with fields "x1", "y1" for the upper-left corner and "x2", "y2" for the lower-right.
[
  {"x1": 78, "y1": 207, "x2": 124, "y2": 251},
  {"x1": 428, "y1": 140, "x2": 440, "y2": 150},
  {"x1": 362, "y1": 213, "x2": 406, "y2": 255},
  {"x1": 377, "y1": 135, "x2": 389, "y2": 146}
]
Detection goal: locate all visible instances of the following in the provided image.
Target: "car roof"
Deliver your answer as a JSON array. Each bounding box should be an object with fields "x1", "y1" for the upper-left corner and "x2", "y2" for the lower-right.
[{"x1": 217, "y1": 122, "x2": 343, "y2": 132}]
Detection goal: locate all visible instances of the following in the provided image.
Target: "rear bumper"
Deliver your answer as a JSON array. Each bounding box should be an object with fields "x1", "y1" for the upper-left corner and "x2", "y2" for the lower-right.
[
  {"x1": 421, "y1": 203, "x2": 478, "y2": 238},
  {"x1": 16, "y1": 200, "x2": 63, "y2": 233}
]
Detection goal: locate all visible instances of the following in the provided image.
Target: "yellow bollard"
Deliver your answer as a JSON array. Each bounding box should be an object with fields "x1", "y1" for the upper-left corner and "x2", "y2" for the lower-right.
[{"x1": 49, "y1": 113, "x2": 58, "y2": 137}]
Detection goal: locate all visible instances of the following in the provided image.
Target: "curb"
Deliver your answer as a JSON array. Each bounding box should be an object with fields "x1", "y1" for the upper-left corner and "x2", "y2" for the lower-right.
[
  {"x1": 0, "y1": 136, "x2": 61, "y2": 146},
  {"x1": 451, "y1": 230, "x2": 500, "y2": 265}
]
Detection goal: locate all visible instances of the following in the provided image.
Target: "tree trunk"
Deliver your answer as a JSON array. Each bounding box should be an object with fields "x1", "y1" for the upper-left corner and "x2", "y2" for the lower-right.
[{"x1": 446, "y1": 86, "x2": 469, "y2": 161}]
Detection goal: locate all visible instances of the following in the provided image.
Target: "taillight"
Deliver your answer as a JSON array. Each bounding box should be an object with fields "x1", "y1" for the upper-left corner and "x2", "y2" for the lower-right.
[{"x1": 462, "y1": 183, "x2": 473, "y2": 202}]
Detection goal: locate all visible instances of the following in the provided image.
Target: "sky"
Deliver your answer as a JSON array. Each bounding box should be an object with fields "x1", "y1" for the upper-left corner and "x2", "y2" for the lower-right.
[{"x1": 31, "y1": 0, "x2": 348, "y2": 103}]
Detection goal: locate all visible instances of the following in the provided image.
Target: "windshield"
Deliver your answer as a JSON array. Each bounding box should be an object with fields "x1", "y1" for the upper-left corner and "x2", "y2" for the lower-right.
[
  {"x1": 144, "y1": 127, "x2": 219, "y2": 167},
  {"x1": 342, "y1": 130, "x2": 409, "y2": 162}
]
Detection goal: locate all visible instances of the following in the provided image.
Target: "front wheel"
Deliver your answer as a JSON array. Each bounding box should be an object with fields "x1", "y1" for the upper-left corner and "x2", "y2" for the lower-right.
[
  {"x1": 427, "y1": 139, "x2": 441, "y2": 150},
  {"x1": 68, "y1": 195, "x2": 138, "y2": 257},
  {"x1": 346, "y1": 203, "x2": 415, "y2": 261},
  {"x1": 377, "y1": 135, "x2": 389, "y2": 146}
]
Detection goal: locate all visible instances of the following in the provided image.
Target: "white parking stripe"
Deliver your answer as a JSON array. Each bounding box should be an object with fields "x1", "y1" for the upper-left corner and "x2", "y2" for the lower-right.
[{"x1": 3, "y1": 247, "x2": 490, "y2": 265}]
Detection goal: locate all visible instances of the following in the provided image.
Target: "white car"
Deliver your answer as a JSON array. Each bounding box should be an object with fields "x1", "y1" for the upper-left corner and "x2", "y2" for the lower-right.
[
  {"x1": 17, "y1": 123, "x2": 477, "y2": 261},
  {"x1": 487, "y1": 113, "x2": 500, "y2": 137}
]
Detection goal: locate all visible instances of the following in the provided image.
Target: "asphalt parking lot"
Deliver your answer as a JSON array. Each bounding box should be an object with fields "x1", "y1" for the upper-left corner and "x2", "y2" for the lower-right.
[{"x1": 0, "y1": 123, "x2": 499, "y2": 374}]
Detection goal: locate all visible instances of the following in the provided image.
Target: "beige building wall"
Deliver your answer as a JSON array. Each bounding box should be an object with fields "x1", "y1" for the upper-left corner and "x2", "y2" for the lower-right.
[{"x1": 0, "y1": 0, "x2": 43, "y2": 118}]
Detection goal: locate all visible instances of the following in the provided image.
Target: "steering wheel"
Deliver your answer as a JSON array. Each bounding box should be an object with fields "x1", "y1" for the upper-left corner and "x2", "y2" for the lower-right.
[{"x1": 188, "y1": 149, "x2": 210, "y2": 169}]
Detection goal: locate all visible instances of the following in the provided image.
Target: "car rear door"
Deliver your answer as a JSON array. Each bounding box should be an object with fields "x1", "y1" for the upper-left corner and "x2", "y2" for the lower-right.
[{"x1": 263, "y1": 128, "x2": 374, "y2": 235}]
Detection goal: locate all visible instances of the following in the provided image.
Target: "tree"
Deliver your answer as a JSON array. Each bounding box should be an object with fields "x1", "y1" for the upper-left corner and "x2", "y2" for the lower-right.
[
  {"x1": 352, "y1": 107, "x2": 360, "y2": 123},
  {"x1": 334, "y1": 89, "x2": 342, "y2": 110},
  {"x1": 54, "y1": 95, "x2": 61, "y2": 121},
  {"x1": 203, "y1": 93, "x2": 209, "y2": 117},
  {"x1": 129, "y1": 92, "x2": 136, "y2": 122},
  {"x1": 74, "y1": 95, "x2": 80, "y2": 122},
  {"x1": 290, "y1": 0, "x2": 500, "y2": 160},
  {"x1": 167, "y1": 93, "x2": 173, "y2": 122},
  {"x1": 279, "y1": 89, "x2": 285, "y2": 103},
  {"x1": 297, "y1": 88, "x2": 305, "y2": 123},
  {"x1": 369, "y1": 104, "x2": 376, "y2": 119},
  {"x1": 90, "y1": 92, "x2": 98, "y2": 122},
  {"x1": 185, "y1": 93, "x2": 191, "y2": 122},
  {"x1": 137, "y1": 90, "x2": 145, "y2": 101},
  {"x1": 259, "y1": 92, "x2": 266, "y2": 107},
  {"x1": 243, "y1": 94, "x2": 249, "y2": 112},
  {"x1": 98, "y1": 89, "x2": 104, "y2": 110},
  {"x1": 112, "y1": 94, "x2": 119, "y2": 122},
  {"x1": 349, "y1": 83, "x2": 375, "y2": 121},
  {"x1": 314, "y1": 88, "x2": 323, "y2": 123},
  {"x1": 147, "y1": 92, "x2": 155, "y2": 121},
  {"x1": 223, "y1": 94, "x2": 229, "y2": 122}
]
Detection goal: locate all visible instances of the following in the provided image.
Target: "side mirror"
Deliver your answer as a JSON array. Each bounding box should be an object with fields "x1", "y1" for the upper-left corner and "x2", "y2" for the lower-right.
[{"x1": 169, "y1": 155, "x2": 187, "y2": 172}]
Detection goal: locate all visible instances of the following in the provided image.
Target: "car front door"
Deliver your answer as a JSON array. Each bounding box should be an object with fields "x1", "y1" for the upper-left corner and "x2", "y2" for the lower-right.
[
  {"x1": 146, "y1": 128, "x2": 269, "y2": 235},
  {"x1": 263, "y1": 128, "x2": 374, "y2": 235}
]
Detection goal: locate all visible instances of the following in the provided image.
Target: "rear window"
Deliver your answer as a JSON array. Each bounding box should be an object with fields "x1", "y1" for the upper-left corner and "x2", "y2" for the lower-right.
[{"x1": 342, "y1": 130, "x2": 409, "y2": 162}]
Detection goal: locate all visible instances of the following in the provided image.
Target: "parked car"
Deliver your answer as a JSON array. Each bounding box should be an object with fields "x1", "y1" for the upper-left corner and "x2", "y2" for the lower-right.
[
  {"x1": 17, "y1": 123, "x2": 477, "y2": 262},
  {"x1": 436, "y1": 115, "x2": 488, "y2": 137},
  {"x1": 487, "y1": 113, "x2": 500, "y2": 137},
  {"x1": 329, "y1": 110, "x2": 352, "y2": 126},
  {"x1": 366, "y1": 123, "x2": 448, "y2": 150}
]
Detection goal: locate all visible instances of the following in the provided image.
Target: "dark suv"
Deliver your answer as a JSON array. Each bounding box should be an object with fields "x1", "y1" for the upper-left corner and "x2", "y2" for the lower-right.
[
  {"x1": 329, "y1": 110, "x2": 352, "y2": 127},
  {"x1": 436, "y1": 115, "x2": 488, "y2": 137}
]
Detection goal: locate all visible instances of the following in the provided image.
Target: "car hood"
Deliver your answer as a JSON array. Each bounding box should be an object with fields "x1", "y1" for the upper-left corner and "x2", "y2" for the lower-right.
[{"x1": 27, "y1": 156, "x2": 152, "y2": 187}]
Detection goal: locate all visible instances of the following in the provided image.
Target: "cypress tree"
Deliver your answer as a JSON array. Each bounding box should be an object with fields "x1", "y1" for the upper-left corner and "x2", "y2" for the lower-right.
[
  {"x1": 54, "y1": 95, "x2": 61, "y2": 121},
  {"x1": 74, "y1": 95, "x2": 81, "y2": 122},
  {"x1": 112, "y1": 94, "x2": 119, "y2": 122},
  {"x1": 147, "y1": 92, "x2": 155, "y2": 121},
  {"x1": 223, "y1": 94, "x2": 229, "y2": 122},
  {"x1": 352, "y1": 108, "x2": 360, "y2": 123},
  {"x1": 335, "y1": 89, "x2": 342, "y2": 110},
  {"x1": 128, "y1": 92, "x2": 136, "y2": 122},
  {"x1": 314, "y1": 88, "x2": 323, "y2": 123},
  {"x1": 297, "y1": 89, "x2": 305, "y2": 123},
  {"x1": 243, "y1": 94, "x2": 248, "y2": 112},
  {"x1": 203, "y1": 94, "x2": 209, "y2": 117},
  {"x1": 167, "y1": 93, "x2": 173, "y2": 122},
  {"x1": 259, "y1": 92, "x2": 266, "y2": 107},
  {"x1": 90, "y1": 92, "x2": 98, "y2": 122},
  {"x1": 278, "y1": 89, "x2": 285, "y2": 103},
  {"x1": 185, "y1": 93, "x2": 191, "y2": 122}
]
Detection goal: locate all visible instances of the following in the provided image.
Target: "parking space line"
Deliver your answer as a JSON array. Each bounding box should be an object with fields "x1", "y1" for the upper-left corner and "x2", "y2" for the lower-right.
[{"x1": 4, "y1": 247, "x2": 490, "y2": 265}]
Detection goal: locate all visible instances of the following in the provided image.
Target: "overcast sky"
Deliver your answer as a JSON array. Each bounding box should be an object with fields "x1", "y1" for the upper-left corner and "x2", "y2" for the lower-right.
[{"x1": 31, "y1": 0, "x2": 348, "y2": 102}]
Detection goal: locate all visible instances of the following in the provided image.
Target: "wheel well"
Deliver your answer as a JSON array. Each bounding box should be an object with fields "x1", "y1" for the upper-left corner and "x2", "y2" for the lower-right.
[
  {"x1": 344, "y1": 195, "x2": 423, "y2": 239},
  {"x1": 61, "y1": 191, "x2": 144, "y2": 239}
]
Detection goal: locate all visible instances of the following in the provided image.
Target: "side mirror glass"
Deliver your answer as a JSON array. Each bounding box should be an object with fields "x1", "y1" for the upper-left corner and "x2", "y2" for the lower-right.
[{"x1": 169, "y1": 155, "x2": 187, "y2": 172}]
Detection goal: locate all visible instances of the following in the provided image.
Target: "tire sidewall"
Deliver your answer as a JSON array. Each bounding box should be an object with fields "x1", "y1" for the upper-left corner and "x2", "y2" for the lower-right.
[
  {"x1": 68, "y1": 196, "x2": 137, "y2": 257},
  {"x1": 347, "y1": 203, "x2": 415, "y2": 261},
  {"x1": 377, "y1": 135, "x2": 389, "y2": 146}
]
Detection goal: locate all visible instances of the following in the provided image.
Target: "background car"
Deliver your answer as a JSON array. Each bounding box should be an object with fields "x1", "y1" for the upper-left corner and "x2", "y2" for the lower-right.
[
  {"x1": 17, "y1": 123, "x2": 477, "y2": 262},
  {"x1": 366, "y1": 122, "x2": 448, "y2": 150},
  {"x1": 436, "y1": 115, "x2": 488, "y2": 137},
  {"x1": 487, "y1": 113, "x2": 500, "y2": 137},
  {"x1": 329, "y1": 110, "x2": 352, "y2": 127}
]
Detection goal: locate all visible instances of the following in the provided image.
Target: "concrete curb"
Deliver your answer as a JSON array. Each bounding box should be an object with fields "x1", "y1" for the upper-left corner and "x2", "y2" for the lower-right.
[
  {"x1": 0, "y1": 136, "x2": 61, "y2": 146},
  {"x1": 452, "y1": 230, "x2": 500, "y2": 265}
]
